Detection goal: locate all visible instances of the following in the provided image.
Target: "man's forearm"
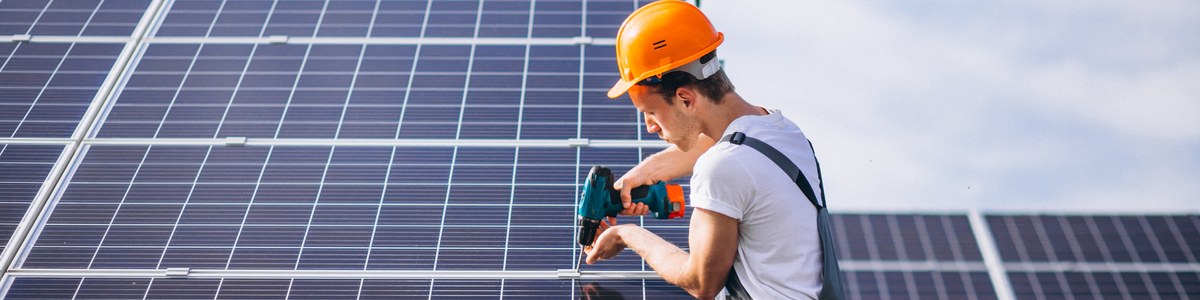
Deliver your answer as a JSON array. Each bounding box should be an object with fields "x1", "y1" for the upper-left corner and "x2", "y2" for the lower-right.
[
  {"x1": 613, "y1": 225, "x2": 709, "y2": 297},
  {"x1": 642, "y1": 133, "x2": 715, "y2": 179}
]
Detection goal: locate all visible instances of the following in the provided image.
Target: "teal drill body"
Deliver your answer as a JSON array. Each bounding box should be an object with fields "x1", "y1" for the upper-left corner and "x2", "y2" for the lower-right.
[{"x1": 577, "y1": 166, "x2": 685, "y2": 246}]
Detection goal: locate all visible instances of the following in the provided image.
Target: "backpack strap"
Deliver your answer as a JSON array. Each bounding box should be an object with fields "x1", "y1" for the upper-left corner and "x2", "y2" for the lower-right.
[{"x1": 720, "y1": 132, "x2": 847, "y2": 300}]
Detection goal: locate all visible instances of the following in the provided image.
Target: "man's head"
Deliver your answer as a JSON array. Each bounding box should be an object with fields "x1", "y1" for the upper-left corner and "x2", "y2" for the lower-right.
[
  {"x1": 608, "y1": 1, "x2": 732, "y2": 151},
  {"x1": 626, "y1": 68, "x2": 735, "y2": 152}
]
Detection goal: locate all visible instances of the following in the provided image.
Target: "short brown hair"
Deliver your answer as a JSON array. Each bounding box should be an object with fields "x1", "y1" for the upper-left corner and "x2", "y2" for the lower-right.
[{"x1": 641, "y1": 55, "x2": 735, "y2": 104}]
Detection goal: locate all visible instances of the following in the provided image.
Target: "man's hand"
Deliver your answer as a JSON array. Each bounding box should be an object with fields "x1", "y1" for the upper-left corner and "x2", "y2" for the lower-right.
[
  {"x1": 613, "y1": 166, "x2": 654, "y2": 216},
  {"x1": 583, "y1": 223, "x2": 631, "y2": 264}
]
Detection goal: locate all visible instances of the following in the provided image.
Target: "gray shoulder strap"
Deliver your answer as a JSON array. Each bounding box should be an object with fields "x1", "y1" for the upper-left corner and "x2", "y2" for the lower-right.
[
  {"x1": 722, "y1": 132, "x2": 824, "y2": 209},
  {"x1": 720, "y1": 132, "x2": 847, "y2": 300}
]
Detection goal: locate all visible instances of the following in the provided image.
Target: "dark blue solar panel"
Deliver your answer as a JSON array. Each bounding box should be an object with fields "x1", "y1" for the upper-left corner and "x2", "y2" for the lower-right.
[
  {"x1": 0, "y1": 0, "x2": 151, "y2": 36},
  {"x1": 155, "y1": 0, "x2": 640, "y2": 38},
  {"x1": 1008, "y1": 271, "x2": 1200, "y2": 299},
  {"x1": 585, "y1": 0, "x2": 649, "y2": 38},
  {"x1": 3, "y1": 278, "x2": 694, "y2": 299},
  {"x1": 5, "y1": 2, "x2": 1197, "y2": 299},
  {"x1": 846, "y1": 271, "x2": 997, "y2": 300},
  {"x1": 0, "y1": 42, "x2": 122, "y2": 138},
  {"x1": 832, "y1": 214, "x2": 983, "y2": 262},
  {"x1": 0, "y1": 143, "x2": 64, "y2": 256},
  {"x1": 988, "y1": 215, "x2": 1200, "y2": 264},
  {"x1": 98, "y1": 43, "x2": 648, "y2": 140},
  {"x1": 530, "y1": 0, "x2": 581, "y2": 37},
  {"x1": 19, "y1": 144, "x2": 678, "y2": 272},
  {"x1": 479, "y1": 0, "x2": 531, "y2": 38}
]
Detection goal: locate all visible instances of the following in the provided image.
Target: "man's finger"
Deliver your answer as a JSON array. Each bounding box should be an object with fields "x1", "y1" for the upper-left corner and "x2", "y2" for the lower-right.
[
  {"x1": 618, "y1": 183, "x2": 632, "y2": 209},
  {"x1": 585, "y1": 248, "x2": 598, "y2": 265}
]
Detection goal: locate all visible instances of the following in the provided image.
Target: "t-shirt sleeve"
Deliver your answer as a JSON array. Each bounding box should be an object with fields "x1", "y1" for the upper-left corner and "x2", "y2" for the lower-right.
[{"x1": 689, "y1": 148, "x2": 754, "y2": 221}]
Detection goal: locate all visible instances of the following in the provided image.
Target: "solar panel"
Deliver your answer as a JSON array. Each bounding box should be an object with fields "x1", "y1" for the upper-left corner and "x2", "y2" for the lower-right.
[
  {"x1": 152, "y1": 0, "x2": 642, "y2": 38},
  {"x1": 1008, "y1": 271, "x2": 1200, "y2": 299},
  {"x1": 0, "y1": 0, "x2": 151, "y2": 36},
  {"x1": 1, "y1": 42, "x2": 123, "y2": 138},
  {"x1": 987, "y1": 215, "x2": 1200, "y2": 299},
  {"x1": 2, "y1": 277, "x2": 692, "y2": 299},
  {"x1": 845, "y1": 271, "x2": 996, "y2": 300},
  {"x1": 17, "y1": 144, "x2": 676, "y2": 271},
  {"x1": 3, "y1": 0, "x2": 1199, "y2": 299},
  {"x1": 97, "y1": 43, "x2": 642, "y2": 140},
  {"x1": 832, "y1": 214, "x2": 983, "y2": 262},
  {"x1": 0, "y1": 144, "x2": 65, "y2": 257},
  {"x1": 987, "y1": 215, "x2": 1199, "y2": 264}
]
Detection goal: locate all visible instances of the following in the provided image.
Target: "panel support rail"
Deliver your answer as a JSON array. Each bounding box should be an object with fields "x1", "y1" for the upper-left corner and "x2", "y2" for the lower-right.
[
  {"x1": 969, "y1": 209, "x2": 1016, "y2": 300},
  {"x1": 5, "y1": 269, "x2": 661, "y2": 280}
]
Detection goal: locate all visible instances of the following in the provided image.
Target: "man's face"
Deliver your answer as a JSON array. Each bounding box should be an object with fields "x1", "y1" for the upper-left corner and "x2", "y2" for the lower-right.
[{"x1": 628, "y1": 85, "x2": 701, "y2": 151}]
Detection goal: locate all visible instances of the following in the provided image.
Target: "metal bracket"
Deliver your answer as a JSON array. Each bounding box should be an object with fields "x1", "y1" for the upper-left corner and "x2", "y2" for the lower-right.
[
  {"x1": 10, "y1": 34, "x2": 32, "y2": 42},
  {"x1": 567, "y1": 138, "x2": 590, "y2": 148},
  {"x1": 556, "y1": 269, "x2": 581, "y2": 279},
  {"x1": 224, "y1": 137, "x2": 248, "y2": 147},
  {"x1": 267, "y1": 35, "x2": 289, "y2": 44},
  {"x1": 572, "y1": 36, "x2": 594, "y2": 45},
  {"x1": 164, "y1": 268, "x2": 190, "y2": 278}
]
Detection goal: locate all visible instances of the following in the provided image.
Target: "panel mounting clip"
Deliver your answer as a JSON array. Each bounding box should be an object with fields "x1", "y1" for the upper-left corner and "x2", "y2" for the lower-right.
[
  {"x1": 165, "y1": 268, "x2": 190, "y2": 278},
  {"x1": 556, "y1": 268, "x2": 581, "y2": 279},
  {"x1": 267, "y1": 35, "x2": 289, "y2": 44},
  {"x1": 10, "y1": 34, "x2": 32, "y2": 43},
  {"x1": 225, "y1": 136, "x2": 248, "y2": 147},
  {"x1": 567, "y1": 138, "x2": 590, "y2": 148},
  {"x1": 572, "y1": 36, "x2": 594, "y2": 45}
]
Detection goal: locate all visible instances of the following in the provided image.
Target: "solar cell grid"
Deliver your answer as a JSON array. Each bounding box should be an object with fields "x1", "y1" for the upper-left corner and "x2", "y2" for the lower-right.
[
  {"x1": 478, "y1": 0, "x2": 530, "y2": 38},
  {"x1": 844, "y1": 271, "x2": 996, "y2": 300},
  {"x1": 8, "y1": 1, "x2": 1200, "y2": 299},
  {"x1": 0, "y1": 144, "x2": 65, "y2": 256},
  {"x1": 1, "y1": 277, "x2": 694, "y2": 299},
  {"x1": 1007, "y1": 271, "x2": 1200, "y2": 299},
  {"x1": 99, "y1": 42, "x2": 647, "y2": 140},
  {"x1": 0, "y1": 0, "x2": 150, "y2": 36},
  {"x1": 831, "y1": 214, "x2": 983, "y2": 262},
  {"x1": 154, "y1": 0, "x2": 641, "y2": 38},
  {"x1": 20, "y1": 144, "x2": 683, "y2": 272},
  {"x1": 1, "y1": 42, "x2": 122, "y2": 138},
  {"x1": 988, "y1": 215, "x2": 1200, "y2": 264}
]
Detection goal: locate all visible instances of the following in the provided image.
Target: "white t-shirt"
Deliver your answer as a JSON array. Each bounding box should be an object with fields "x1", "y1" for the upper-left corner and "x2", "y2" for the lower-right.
[{"x1": 691, "y1": 109, "x2": 823, "y2": 299}]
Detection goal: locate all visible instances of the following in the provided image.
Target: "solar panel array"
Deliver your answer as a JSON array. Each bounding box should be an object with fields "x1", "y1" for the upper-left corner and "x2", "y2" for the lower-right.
[
  {"x1": 989, "y1": 215, "x2": 1200, "y2": 298},
  {"x1": 1, "y1": 0, "x2": 1197, "y2": 299}
]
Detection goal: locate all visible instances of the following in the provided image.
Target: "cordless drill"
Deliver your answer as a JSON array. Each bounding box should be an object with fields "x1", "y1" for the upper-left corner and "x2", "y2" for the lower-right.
[{"x1": 577, "y1": 165, "x2": 686, "y2": 246}]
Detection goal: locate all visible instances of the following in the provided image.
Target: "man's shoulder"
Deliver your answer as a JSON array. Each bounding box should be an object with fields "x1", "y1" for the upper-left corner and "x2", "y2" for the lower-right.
[{"x1": 694, "y1": 142, "x2": 759, "y2": 179}]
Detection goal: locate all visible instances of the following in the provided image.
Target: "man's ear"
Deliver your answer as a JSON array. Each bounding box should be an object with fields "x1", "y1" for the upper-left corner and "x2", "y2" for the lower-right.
[{"x1": 675, "y1": 87, "x2": 698, "y2": 111}]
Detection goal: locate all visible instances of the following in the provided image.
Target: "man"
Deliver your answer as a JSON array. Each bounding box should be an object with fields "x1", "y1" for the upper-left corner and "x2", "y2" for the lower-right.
[{"x1": 582, "y1": 1, "x2": 826, "y2": 299}]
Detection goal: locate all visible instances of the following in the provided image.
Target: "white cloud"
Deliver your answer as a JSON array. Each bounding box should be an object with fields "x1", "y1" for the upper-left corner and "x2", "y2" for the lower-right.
[{"x1": 700, "y1": 0, "x2": 1200, "y2": 212}]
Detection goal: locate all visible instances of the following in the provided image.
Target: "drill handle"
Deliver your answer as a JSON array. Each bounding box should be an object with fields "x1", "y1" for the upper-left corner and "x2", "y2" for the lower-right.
[
  {"x1": 606, "y1": 183, "x2": 653, "y2": 207},
  {"x1": 609, "y1": 182, "x2": 686, "y2": 220}
]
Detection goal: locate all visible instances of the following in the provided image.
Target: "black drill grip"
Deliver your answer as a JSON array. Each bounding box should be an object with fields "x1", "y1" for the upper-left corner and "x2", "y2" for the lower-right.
[{"x1": 607, "y1": 183, "x2": 651, "y2": 207}]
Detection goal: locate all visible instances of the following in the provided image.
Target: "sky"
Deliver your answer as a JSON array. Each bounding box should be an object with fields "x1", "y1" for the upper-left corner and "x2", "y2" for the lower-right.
[{"x1": 698, "y1": 1, "x2": 1199, "y2": 213}]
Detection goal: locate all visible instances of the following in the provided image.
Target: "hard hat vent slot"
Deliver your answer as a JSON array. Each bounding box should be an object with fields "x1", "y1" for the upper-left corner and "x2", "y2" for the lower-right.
[{"x1": 653, "y1": 40, "x2": 667, "y2": 50}]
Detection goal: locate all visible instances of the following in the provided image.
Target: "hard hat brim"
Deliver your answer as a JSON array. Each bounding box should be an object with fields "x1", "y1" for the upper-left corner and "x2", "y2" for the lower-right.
[{"x1": 607, "y1": 78, "x2": 636, "y2": 99}]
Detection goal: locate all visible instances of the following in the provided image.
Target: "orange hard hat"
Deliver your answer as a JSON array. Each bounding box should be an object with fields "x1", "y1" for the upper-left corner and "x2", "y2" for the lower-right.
[{"x1": 608, "y1": 0, "x2": 724, "y2": 99}]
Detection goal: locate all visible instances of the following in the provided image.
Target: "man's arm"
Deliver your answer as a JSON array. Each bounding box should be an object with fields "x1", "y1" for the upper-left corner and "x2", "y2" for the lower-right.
[
  {"x1": 585, "y1": 207, "x2": 738, "y2": 299},
  {"x1": 614, "y1": 133, "x2": 715, "y2": 215}
]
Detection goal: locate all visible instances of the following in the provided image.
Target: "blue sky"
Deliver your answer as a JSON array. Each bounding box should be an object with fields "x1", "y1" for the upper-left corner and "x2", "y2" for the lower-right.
[{"x1": 699, "y1": 1, "x2": 1199, "y2": 212}]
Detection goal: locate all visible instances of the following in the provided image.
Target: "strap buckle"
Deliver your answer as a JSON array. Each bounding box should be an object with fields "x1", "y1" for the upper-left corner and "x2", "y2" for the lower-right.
[{"x1": 727, "y1": 132, "x2": 746, "y2": 145}]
